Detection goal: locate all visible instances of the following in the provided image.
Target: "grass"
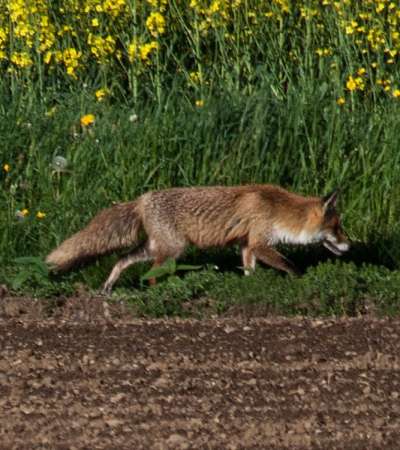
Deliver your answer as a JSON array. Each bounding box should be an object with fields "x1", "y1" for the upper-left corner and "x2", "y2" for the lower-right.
[
  {"x1": 5, "y1": 254, "x2": 400, "y2": 318},
  {"x1": 1, "y1": 1, "x2": 400, "y2": 316},
  {"x1": 2, "y1": 86, "x2": 400, "y2": 258}
]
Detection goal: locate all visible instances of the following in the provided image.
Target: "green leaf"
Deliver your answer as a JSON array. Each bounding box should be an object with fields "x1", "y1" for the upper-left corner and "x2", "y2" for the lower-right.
[
  {"x1": 163, "y1": 258, "x2": 177, "y2": 274},
  {"x1": 175, "y1": 264, "x2": 202, "y2": 272},
  {"x1": 141, "y1": 265, "x2": 172, "y2": 281},
  {"x1": 11, "y1": 271, "x2": 32, "y2": 290},
  {"x1": 141, "y1": 260, "x2": 203, "y2": 282},
  {"x1": 140, "y1": 259, "x2": 176, "y2": 280},
  {"x1": 14, "y1": 256, "x2": 49, "y2": 276}
]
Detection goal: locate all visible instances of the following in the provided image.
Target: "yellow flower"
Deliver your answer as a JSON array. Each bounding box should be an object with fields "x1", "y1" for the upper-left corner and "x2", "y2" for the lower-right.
[
  {"x1": 195, "y1": 99, "x2": 204, "y2": 107},
  {"x1": 128, "y1": 39, "x2": 138, "y2": 62},
  {"x1": 44, "y1": 51, "x2": 52, "y2": 64},
  {"x1": 336, "y1": 97, "x2": 345, "y2": 106},
  {"x1": 95, "y1": 89, "x2": 108, "y2": 101},
  {"x1": 88, "y1": 34, "x2": 116, "y2": 61},
  {"x1": 36, "y1": 211, "x2": 46, "y2": 219},
  {"x1": 354, "y1": 77, "x2": 365, "y2": 90},
  {"x1": 80, "y1": 114, "x2": 95, "y2": 127},
  {"x1": 139, "y1": 42, "x2": 159, "y2": 62},
  {"x1": 10, "y1": 52, "x2": 33, "y2": 68},
  {"x1": 189, "y1": 71, "x2": 202, "y2": 84},
  {"x1": 15, "y1": 209, "x2": 29, "y2": 221},
  {"x1": 392, "y1": 89, "x2": 400, "y2": 98},
  {"x1": 346, "y1": 76, "x2": 357, "y2": 91},
  {"x1": 45, "y1": 106, "x2": 57, "y2": 117},
  {"x1": 315, "y1": 48, "x2": 331, "y2": 57},
  {"x1": 56, "y1": 47, "x2": 82, "y2": 78},
  {"x1": 3, "y1": 163, "x2": 10, "y2": 173},
  {"x1": 146, "y1": 12, "x2": 166, "y2": 37}
]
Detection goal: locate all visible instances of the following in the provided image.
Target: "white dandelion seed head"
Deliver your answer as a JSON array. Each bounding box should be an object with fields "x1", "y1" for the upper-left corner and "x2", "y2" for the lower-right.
[{"x1": 52, "y1": 155, "x2": 68, "y2": 172}]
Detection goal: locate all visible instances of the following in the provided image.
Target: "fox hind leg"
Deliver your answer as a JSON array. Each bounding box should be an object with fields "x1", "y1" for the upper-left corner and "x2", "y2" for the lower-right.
[
  {"x1": 102, "y1": 233, "x2": 187, "y2": 292},
  {"x1": 147, "y1": 238, "x2": 187, "y2": 285},
  {"x1": 102, "y1": 243, "x2": 151, "y2": 294}
]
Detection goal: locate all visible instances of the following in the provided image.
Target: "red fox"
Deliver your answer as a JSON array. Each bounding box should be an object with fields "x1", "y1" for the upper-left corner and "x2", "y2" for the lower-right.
[{"x1": 46, "y1": 185, "x2": 350, "y2": 293}]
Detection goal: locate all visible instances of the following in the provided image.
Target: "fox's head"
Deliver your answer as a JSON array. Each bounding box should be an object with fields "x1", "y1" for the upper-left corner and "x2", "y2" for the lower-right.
[{"x1": 319, "y1": 190, "x2": 350, "y2": 256}]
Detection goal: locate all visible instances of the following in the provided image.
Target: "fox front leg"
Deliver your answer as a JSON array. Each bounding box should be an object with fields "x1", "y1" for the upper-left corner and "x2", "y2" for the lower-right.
[{"x1": 241, "y1": 246, "x2": 256, "y2": 276}]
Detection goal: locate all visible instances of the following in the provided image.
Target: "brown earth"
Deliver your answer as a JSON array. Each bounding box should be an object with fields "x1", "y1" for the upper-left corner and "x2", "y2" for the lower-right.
[{"x1": 0, "y1": 295, "x2": 400, "y2": 449}]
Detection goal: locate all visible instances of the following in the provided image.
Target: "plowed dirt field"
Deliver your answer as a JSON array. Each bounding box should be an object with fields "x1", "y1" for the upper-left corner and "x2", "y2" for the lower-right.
[{"x1": 0, "y1": 296, "x2": 399, "y2": 449}]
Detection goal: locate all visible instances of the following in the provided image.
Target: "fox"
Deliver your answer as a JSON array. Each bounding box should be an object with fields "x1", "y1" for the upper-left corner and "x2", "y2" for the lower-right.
[{"x1": 46, "y1": 185, "x2": 350, "y2": 294}]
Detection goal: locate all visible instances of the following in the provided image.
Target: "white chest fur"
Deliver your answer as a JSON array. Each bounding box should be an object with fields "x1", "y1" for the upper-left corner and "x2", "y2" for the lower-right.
[{"x1": 271, "y1": 226, "x2": 322, "y2": 246}]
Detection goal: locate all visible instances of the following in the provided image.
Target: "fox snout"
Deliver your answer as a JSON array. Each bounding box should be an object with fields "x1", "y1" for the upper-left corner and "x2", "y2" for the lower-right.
[
  {"x1": 320, "y1": 189, "x2": 350, "y2": 257},
  {"x1": 322, "y1": 232, "x2": 350, "y2": 256}
]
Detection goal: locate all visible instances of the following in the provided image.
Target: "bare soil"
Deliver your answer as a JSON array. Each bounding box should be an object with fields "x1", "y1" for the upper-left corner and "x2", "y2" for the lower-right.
[{"x1": 0, "y1": 295, "x2": 400, "y2": 449}]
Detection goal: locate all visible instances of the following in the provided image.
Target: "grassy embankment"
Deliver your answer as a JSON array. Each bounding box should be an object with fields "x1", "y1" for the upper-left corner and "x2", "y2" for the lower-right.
[{"x1": 1, "y1": 0, "x2": 400, "y2": 315}]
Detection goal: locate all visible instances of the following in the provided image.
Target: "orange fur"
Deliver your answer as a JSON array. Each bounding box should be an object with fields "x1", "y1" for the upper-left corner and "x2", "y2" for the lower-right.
[{"x1": 46, "y1": 185, "x2": 349, "y2": 293}]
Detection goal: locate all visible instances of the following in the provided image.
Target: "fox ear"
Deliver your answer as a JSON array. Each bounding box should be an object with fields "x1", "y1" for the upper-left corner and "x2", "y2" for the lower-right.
[{"x1": 322, "y1": 189, "x2": 339, "y2": 211}]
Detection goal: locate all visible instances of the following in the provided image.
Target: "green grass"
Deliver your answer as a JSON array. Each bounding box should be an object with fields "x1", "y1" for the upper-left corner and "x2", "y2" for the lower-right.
[
  {"x1": 2, "y1": 86, "x2": 400, "y2": 259},
  {"x1": 5, "y1": 256, "x2": 400, "y2": 318},
  {"x1": 1, "y1": 1, "x2": 400, "y2": 316}
]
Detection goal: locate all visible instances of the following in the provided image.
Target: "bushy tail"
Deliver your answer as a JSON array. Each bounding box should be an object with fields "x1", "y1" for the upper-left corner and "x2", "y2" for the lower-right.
[{"x1": 46, "y1": 200, "x2": 142, "y2": 271}]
